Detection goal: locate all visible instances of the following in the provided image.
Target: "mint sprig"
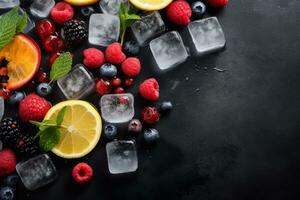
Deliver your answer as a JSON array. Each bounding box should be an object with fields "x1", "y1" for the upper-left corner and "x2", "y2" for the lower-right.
[
  {"x1": 50, "y1": 52, "x2": 72, "y2": 82},
  {"x1": 0, "y1": 7, "x2": 28, "y2": 49},
  {"x1": 30, "y1": 106, "x2": 68, "y2": 152},
  {"x1": 119, "y1": 3, "x2": 141, "y2": 44}
]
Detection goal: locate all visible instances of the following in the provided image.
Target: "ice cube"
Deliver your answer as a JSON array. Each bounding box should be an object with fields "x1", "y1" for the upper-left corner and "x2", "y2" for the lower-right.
[
  {"x1": 0, "y1": 0, "x2": 19, "y2": 9},
  {"x1": 29, "y1": 0, "x2": 55, "y2": 18},
  {"x1": 88, "y1": 14, "x2": 120, "y2": 46},
  {"x1": 106, "y1": 140, "x2": 138, "y2": 174},
  {"x1": 19, "y1": 8, "x2": 35, "y2": 33},
  {"x1": 16, "y1": 154, "x2": 57, "y2": 191},
  {"x1": 100, "y1": 93, "x2": 134, "y2": 123},
  {"x1": 150, "y1": 31, "x2": 189, "y2": 71},
  {"x1": 131, "y1": 11, "x2": 165, "y2": 46},
  {"x1": 99, "y1": 0, "x2": 129, "y2": 15},
  {"x1": 57, "y1": 64, "x2": 95, "y2": 99},
  {"x1": 188, "y1": 17, "x2": 226, "y2": 55},
  {"x1": 0, "y1": 97, "x2": 4, "y2": 121}
]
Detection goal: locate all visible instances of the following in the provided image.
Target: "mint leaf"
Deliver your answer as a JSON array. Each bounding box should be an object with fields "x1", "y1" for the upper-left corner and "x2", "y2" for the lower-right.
[
  {"x1": 0, "y1": 7, "x2": 19, "y2": 49},
  {"x1": 56, "y1": 106, "x2": 67, "y2": 126},
  {"x1": 16, "y1": 13, "x2": 28, "y2": 33},
  {"x1": 50, "y1": 52, "x2": 72, "y2": 81},
  {"x1": 39, "y1": 127, "x2": 60, "y2": 152},
  {"x1": 30, "y1": 119, "x2": 57, "y2": 131}
]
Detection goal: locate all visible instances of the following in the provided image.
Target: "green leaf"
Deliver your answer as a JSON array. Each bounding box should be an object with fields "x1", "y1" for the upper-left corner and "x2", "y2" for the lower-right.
[
  {"x1": 16, "y1": 13, "x2": 28, "y2": 33},
  {"x1": 50, "y1": 52, "x2": 72, "y2": 81},
  {"x1": 0, "y1": 7, "x2": 19, "y2": 49},
  {"x1": 30, "y1": 119, "x2": 57, "y2": 131},
  {"x1": 39, "y1": 127, "x2": 60, "y2": 152},
  {"x1": 56, "y1": 106, "x2": 67, "y2": 126}
]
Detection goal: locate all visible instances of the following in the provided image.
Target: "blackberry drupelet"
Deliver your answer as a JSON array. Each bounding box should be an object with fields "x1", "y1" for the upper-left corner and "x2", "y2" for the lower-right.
[
  {"x1": 15, "y1": 134, "x2": 39, "y2": 158},
  {"x1": 62, "y1": 20, "x2": 88, "y2": 47},
  {"x1": 0, "y1": 118, "x2": 21, "y2": 145}
]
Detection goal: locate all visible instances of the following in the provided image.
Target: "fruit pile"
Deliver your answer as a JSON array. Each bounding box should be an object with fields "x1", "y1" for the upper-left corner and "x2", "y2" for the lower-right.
[{"x1": 0, "y1": 0, "x2": 228, "y2": 198}]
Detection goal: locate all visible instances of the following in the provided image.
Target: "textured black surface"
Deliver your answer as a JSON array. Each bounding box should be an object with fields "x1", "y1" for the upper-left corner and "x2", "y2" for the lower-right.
[{"x1": 4, "y1": 0, "x2": 300, "y2": 199}]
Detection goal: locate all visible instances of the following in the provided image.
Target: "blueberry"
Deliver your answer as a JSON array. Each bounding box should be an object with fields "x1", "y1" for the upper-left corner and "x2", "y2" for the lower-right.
[
  {"x1": 8, "y1": 91, "x2": 25, "y2": 105},
  {"x1": 159, "y1": 101, "x2": 173, "y2": 114},
  {"x1": 104, "y1": 124, "x2": 117, "y2": 140},
  {"x1": 144, "y1": 128, "x2": 159, "y2": 143},
  {"x1": 81, "y1": 7, "x2": 95, "y2": 18},
  {"x1": 2, "y1": 175, "x2": 20, "y2": 188},
  {"x1": 36, "y1": 83, "x2": 52, "y2": 97},
  {"x1": 99, "y1": 64, "x2": 118, "y2": 78},
  {"x1": 128, "y1": 119, "x2": 142, "y2": 133},
  {"x1": 0, "y1": 186, "x2": 15, "y2": 200},
  {"x1": 192, "y1": 1, "x2": 206, "y2": 19},
  {"x1": 123, "y1": 41, "x2": 140, "y2": 56}
]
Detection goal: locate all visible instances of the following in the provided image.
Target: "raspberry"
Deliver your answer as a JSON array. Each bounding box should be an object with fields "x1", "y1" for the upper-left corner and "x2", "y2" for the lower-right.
[
  {"x1": 114, "y1": 87, "x2": 124, "y2": 94},
  {"x1": 121, "y1": 57, "x2": 141, "y2": 77},
  {"x1": 72, "y1": 163, "x2": 93, "y2": 184},
  {"x1": 166, "y1": 0, "x2": 192, "y2": 26},
  {"x1": 141, "y1": 107, "x2": 160, "y2": 124},
  {"x1": 96, "y1": 78, "x2": 112, "y2": 96},
  {"x1": 83, "y1": 48, "x2": 105, "y2": 69},
  {"x1": 51, "y1": 2, "x2": 74, "y2": 25},
  {"x1": 207, "y1": 0, "x2": 228, "y2": 8},
  {"x1": 0, "y1": 149, "x2": 17, "y2": 177},
  {"x1": 105, "y1": 43, "x2": 126, "y2": 65},
  {"x1": 139, "y1": 78, "x2": 159, "y2": 101},
  {"x1": 19, "y1": 94, "x2": 51, "y2": 122}
]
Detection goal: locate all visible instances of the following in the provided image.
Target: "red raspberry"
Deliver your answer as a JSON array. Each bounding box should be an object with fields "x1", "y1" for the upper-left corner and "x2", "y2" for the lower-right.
[
  {"x1": 121, "y1": 57, "x2": 141, "y2": 77},
  {"x1": 83, "y1": 48, "x2": 105, "y2": 69},
  {"x1": 111, "y1": 77, "x2": 122, "y2": 87},
  {"x1": 96, "y1": 78, "x2": 112, "y2": 96},
  {"x1": 139, "y1": 78, "x2": 159, "y2": 101},
  {"x1": 72, "y1": 163, "x2": 93, "y2": 184},
  {"x1": 0, "y1": 149, "x2": 17, "y2": 177},
  {"x1": 114, "y1": 87, "x2": 124, "y2": 94},
  {"x1": 19, "y1": 94, "x2": 51, "y2": 122},
  {"x1": 105, "y1": 43, "x2": 126, "y2": 65},
  {"x1": 51, "y1": 2, "x2": 74, "y2": 25},
  {"x1": 141, "y1": 107, "x2": 160, "y2": 124},
  {"x1": 166, "y1": 0, "x2": 192, "y2": 26},
  {"x1": 36, "y1": 20, "x2": 56, "y2": 40},
  {"x1": 207, "y1": 0, "x2": 228, "y2": 8}
]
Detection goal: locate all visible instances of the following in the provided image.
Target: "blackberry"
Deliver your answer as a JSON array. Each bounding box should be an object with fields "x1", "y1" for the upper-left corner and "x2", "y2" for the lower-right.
[
  {"x1": 15, "y1": 134, "x2": 39, "y2": 158},
  {"x1": 62, "y1": 20, "x2": 87, "y2": 47},
  {"x1": 0, "y1": 118, "x2": 21, "y2": 145}
]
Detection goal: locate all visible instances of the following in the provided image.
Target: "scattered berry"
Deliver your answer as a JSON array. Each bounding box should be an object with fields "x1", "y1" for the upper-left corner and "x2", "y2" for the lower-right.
[
  {"x1": 0, "y1": 149, "x2": 16, "y2": 177},
  {"x1": 42, "y1": 34, "x2": 65, "y2": 53},
  {"x1": 8, "y1": 91, "x2": 25, "y2": 105},
  {"x1": 2, "y1": 174, "x2": 20, "y2": 188},
  {"x1": 36, "y1": 83, "x2": 52, "y2": 97},
  {"x1": 105, "y1": 43, "x2": 126, "y2": 64},
  {"x1": 83, "y1": 48, "x2": 105, "y2": 69},
  {"x1": 121, "y1": 57, "x2": 141, "y2": 78},
  {"x1": 35, "y1": 70, "x2": 48, "y2": 83},
  {"x1": 124, "y1": 78, "x2": 134, "y2": 88},
  {"x1": 0, "y1": 118, "x2": 21, "y2": 145},
  {"x1": 139, "y1": 78, "x2": 159, "y2": 101},
  {"x1": 0, "y1": 89, "x2": 10, "y2": 100},
  {"x1": 111, "y1": 77, "x2": 122, "y2": 87},
  {"x1": 99, "y1": 63, "x2": 117, "y2": 78},
  {"x1": 19, "y1": 94, "x2": 51, "y2": 122},
  {"x1": 123, "y1": 41, "x2": 140, "y2": 56},
  {"x1": 192, "y1": 1, "x2": 206, "y2": 19},
  {"x1": 63, "y1": 20, "x2": 88, "y2": 47},
  {"x1": 141, "y1": 107, "x2": 160, "y2": 124},
  {"x1": 114, "y1": 87, "x2": 124, "y2": 94},
  {"x1": 144, "y1": 128, "x2": 159, "y2": 143},
  {"x1": 36, "y1": 20, "x2": 56, "y2": 40},
  {"x1": 72, "y1": 163, "x2": 93, "y2": 184},
  {"x1": 81, "y1": 6, "x2": 95, "y2": 18},
  {"x1": 15, "y1": 134, "x2": 39, "y2": 158},
  {"x1": 207, "y1": 0, "x2": 228, "y2": 8},
  {"x1": 104, "y1": 124, "x2": 117, "y2": 140},
  {"x1": 128, "y1": 119, "x2": 142, "y2": 133},
  {"x1": 25, "y1": 80, "x2": 36, "y2": 91},
  {"x1": 48, "y1": 52, "x2": 61, "y2": 67},
  {"x1": 166, "y1": 0, "x2": 192, "y2": 26},
  {"x1": 96, "y1": 78, "x2": 112, "y2": 96},
  {"x1": 0, "y1": 186, "x2": 15, "y2": 200},
  {"x1": 51, "y1": 2, "x2": 74, "y2": 25},
  {"x1": 159, "y1": 101, "x2": 173, "y2": 114}
]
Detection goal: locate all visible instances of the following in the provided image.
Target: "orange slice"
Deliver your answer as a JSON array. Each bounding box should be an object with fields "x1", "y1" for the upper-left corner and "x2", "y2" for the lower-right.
[{"x1": 0, "y1": 34, "x2": 41, "y2": 90}]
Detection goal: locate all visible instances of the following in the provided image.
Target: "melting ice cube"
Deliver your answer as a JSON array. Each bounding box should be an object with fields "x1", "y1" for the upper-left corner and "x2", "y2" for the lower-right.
[
  {"x1": 29, "y1": 0, "x2": 55, "y2": 18},
  {"x1": 0, "y1": 0, "x2": 19, "y2": 9}
]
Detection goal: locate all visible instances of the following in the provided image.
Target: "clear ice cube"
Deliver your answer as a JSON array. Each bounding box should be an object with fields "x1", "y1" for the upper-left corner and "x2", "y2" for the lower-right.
[
  {"x1": 100, "y1": 93, "x2": 134, "y2": 123},
  {"x1": 29, "y1": 0, "x2": 55, "y2": 18},
  {"x1": 131, "y1": 11, "x2": 165, "y2": 46},
  {"x1": 57, "y1": 64, "x2": 95, "y2": 100},
  {"x1": 150, "y1": 31, "x2": 189, "y2": 71},
  {"x1": 19, "y1": 8, "x2": 35, "y2": 33},
  {"x1": 0, "y1": 97, "x2": 4, "y2": 121},
  {"x1": 16, "y1": 154, "x2": 57, "y2": 191},
  {"x1": 188, "y1": 17, "x2": 226, "y2": 55},
  {"x1": 0, "y1": 0, "x2": 19, "y2": 9},
  {"x1": 106, "y1": 140, "x2": 138, "y2": 174},
  {"x1": 88, "y1": 13, "x2": 120, "y2": 46},
  {"x1": 99, "y1": 0, "x2": 128, "y2": 15}
]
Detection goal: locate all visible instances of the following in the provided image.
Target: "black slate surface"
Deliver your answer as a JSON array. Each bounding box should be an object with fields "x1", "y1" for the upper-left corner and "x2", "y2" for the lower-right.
[{"x1": 3, "y1": 0, "x2": 300, "y2": 199}]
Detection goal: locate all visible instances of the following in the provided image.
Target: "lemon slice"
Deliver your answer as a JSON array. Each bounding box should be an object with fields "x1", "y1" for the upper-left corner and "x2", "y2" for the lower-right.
[
  {"x1": 64, "y1": 0, "x2": 98, "y2": 6},
  {"x1": 44, "y1": 100, "x2": 102, "y2": 159},
  {"x1": 129, "y1": 0, "x2": 173, "y2": 11}
]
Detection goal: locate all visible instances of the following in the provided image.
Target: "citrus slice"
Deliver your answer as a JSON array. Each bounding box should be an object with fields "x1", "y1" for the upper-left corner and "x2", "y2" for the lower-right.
[
  {"x1": 64, "y1": 0, "x2": 98, "y2": 6},
  {"x1": 129, "y1": 0, "x2": 173, "y2": 11},
  {"x1": 0, "y1": 34, "x2": 41, "y2": 90},
  {"x1": 44, "y1": 100, "x2": 102, "y2": 159}
]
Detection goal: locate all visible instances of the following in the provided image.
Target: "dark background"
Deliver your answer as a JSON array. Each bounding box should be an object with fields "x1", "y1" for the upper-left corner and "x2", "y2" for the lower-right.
[{"x1": 6, "y1": 0, "x2": 300, "y2": 199}]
